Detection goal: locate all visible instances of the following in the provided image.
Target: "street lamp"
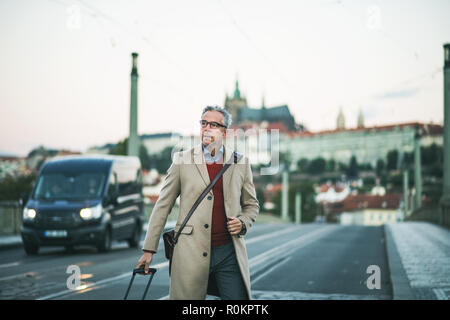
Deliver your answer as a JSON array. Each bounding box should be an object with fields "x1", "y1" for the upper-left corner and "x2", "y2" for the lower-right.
[{"x1": 440, "y1": 43, "x2": 450, "y2": 226}]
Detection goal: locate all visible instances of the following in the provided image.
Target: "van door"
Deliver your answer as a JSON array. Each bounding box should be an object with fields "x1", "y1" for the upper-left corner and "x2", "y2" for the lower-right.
[
  {"x1": 105, "y1": 171, "x2": 121, "y2": 239},
  {"x1": 113, "y1": 167, "x2": 141, "y2": 240}
]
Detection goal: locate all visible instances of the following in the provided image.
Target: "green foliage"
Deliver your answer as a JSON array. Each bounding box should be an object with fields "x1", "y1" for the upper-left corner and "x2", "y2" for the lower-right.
[
  {"x1": 110, "y1": 138, "x2": 153, "y2": 172},
  {"x1": 376, "y1": 159, "x2": 385, "y2": 177},
  {"x1": 308, "y1": 158, "x2": 326, "y2": 175},
  {"x1": 256, "y1": 187, "x2": 265, "y2": 210},
  {"x1": 347, "y1": 156, "x2": 358, "y2": 179},
  {"x1": 297, "y1": 158, "x2": 309, "y2": 172},
  {"x1": 111, "y1": 137, "x2": 128, "y2": 156},
  {"x1": 139, "y1": 144, "x2": 151, "y2": 170},
  {"x1": 150, "y1": 146, "x2": 175, "y2": 174},
  {"x1": 325, "y1": 158, "x2": 336, "y2": 172},
  {"x1": 386, "y1": 150, "x2": 398, "y2": 170},
  {"x1": 0, "y1": 173, "x2": 37, "y2": 201}
]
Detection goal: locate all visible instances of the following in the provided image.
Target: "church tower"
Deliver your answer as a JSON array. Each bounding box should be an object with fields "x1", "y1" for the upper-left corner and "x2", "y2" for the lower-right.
[
  {"x1": 224, "y1": 78, "x2": 247, "y2": 123},
  {"x1": 337, "y1": 106, "x2": 346, "y2": 130},
  {"x1": 357, "y1": 108, "x2": 365, "y2": 128}
]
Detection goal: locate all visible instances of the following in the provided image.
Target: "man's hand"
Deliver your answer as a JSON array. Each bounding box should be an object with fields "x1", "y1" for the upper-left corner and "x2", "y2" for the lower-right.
[
  {"x1": 227, "y1": 217, "x2": 242, "y2": 235},
  {"x1": 136, "y1": 252, "x2": 153, "y2": 274}
]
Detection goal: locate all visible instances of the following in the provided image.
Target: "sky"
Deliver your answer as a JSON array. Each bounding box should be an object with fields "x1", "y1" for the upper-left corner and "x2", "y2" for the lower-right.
[{"x1": 1, "y1": 0, "x2": 450, "y2": 157}]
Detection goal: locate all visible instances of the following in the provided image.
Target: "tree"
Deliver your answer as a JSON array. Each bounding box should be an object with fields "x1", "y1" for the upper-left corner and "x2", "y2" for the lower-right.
[
  {"x1": 326, "y1": 158, "x2": 336, "y2": 172},
  {"x1": 139, "y1": 144, "x2": 151, "y2": 170},
  {"x1": 111, "y1": 137, "x2": 128, "y2": 156},
  {"x1": 256, "y1": 187, "x2": 265, "y2": 211},
  {"x1": 386, "y1": 150, "x2": 398, "y2": 171},
  {"x1": 145, "y1": 146, "x2": 176, "y2": 174},
  {"x1": 297, "y1": 158, "x2": 309, "y2": 173},
  {"x1": 347, "y1": 156, "x2": 358, "y2": 179},
  {"x1": 307, "y1": 157, "x2": 326, "y2": 175},
  {"x1": 0, "y1": 173, "x2": 37, "y2": 201},
  {"x1": 111, "y1": 138, "x2": 152, "y2": 171},
  {"x1": 376, "y1": 159, "x2": 385, "y2": 177},
  {"x1": 422, "y1": 143, "x2": 442, "y2": 167}
]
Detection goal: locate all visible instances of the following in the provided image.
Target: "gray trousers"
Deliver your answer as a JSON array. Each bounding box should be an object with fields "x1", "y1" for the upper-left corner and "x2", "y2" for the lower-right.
[{"x1": 208, "y1": 242, "x2": 248, "y2": 300}]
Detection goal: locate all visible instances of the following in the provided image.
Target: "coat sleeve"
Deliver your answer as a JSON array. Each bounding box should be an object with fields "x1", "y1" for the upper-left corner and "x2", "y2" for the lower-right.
[
  {"x1": 142, "y1": 152, "x2": 181, "y2": 252},
  {"x1": 237, "y1": 157, "x2": 259, "y2": 236}
]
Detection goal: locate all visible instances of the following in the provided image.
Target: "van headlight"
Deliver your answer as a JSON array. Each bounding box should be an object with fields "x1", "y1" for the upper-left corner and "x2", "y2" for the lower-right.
[
  {"x1": 80, "y1": 204, "x2": 102, "y2": 220},
  {"x1": 23, "y1": 208, "x2": 37, "y2": 220}
]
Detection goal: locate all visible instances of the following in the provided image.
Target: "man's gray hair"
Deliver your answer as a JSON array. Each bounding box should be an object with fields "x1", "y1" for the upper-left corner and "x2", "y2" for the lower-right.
[{"x1": 201, "y1": 106, "x2": 232, "y2": 128}]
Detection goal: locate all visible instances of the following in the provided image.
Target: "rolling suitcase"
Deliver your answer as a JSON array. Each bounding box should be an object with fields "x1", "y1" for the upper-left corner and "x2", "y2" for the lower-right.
[{"x1": 124, "y1": 266, "x2": 157, "y2": 300}]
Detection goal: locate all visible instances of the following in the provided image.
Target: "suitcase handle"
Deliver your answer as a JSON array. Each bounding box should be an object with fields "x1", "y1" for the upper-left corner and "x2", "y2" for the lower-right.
[
  {"x1": 133, "y1": 267, "x2": 157, "y2": 275},
  {"x1": 124, "y1": 267, "x2": 158, "y2": 300}
]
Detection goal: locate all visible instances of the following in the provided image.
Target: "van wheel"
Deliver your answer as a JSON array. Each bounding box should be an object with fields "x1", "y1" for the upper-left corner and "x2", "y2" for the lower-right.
[
  {"x1": 24, "y1": 243, "x2": 39, "y2": 255},
  {"x1": 97, "y1": 227, "x2": 112, "y2": 253},
  {"x1": 128, "y1": 222, "x2": 141, "y2": 248}
]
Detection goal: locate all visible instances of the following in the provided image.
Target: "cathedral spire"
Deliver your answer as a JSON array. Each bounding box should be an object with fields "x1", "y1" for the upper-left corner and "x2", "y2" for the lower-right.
[
  {"x1": 357, "y1": 108, "x2": 365, "y2": 128},
  {"x1": 337, "y1": 106, "x2": 346, "y2": 130},
  {"x1": 233, "y1": 79, "x2": 241, "y2": 99}
]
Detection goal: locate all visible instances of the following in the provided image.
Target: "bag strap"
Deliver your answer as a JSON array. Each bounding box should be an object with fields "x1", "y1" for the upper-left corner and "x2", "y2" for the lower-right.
[{"x1": 173, "y1": 151, "x2": 243, "y2": 244}]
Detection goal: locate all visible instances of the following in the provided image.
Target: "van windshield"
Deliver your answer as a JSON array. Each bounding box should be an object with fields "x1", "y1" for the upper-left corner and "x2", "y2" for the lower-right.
[{"x1": 32, "y1": 172, "x2": 107, "y2": 201}]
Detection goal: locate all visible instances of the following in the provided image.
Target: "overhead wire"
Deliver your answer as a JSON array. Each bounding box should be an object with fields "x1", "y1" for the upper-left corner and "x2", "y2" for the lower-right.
[{"x1": 216, "y1": 0, "x2": 299, "y2": 106}]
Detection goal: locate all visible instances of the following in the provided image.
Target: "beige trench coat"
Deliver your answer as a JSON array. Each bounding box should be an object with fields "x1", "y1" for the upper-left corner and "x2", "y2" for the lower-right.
[{"x1": 142, "y1": 143, "x2": 259, "y2": 300}]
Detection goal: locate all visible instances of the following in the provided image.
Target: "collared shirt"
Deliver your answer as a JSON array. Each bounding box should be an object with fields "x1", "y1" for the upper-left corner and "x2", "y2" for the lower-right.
[{"x1": 202, "y1": 143, "x2": 224, "y2": 163}]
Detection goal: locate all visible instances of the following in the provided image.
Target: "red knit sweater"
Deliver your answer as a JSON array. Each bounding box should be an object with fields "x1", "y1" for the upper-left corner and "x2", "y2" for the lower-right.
[{"x1": 206, "y1": 162, "x2": 231, "y2": 247}]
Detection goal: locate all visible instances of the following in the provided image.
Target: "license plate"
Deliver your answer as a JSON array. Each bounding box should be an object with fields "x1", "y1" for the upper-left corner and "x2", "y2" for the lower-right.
[{"x1": 44, "y1": 230, "x2": 67, "y2": 238}]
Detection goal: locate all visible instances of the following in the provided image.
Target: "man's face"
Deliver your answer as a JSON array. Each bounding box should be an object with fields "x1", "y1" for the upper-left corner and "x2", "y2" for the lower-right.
[
  {"x1": 200, "y1": 111, "x2": 226, "y2": 147},
  {"x1": 89, "y1": 179, "x2": 97, "y2": 187}
]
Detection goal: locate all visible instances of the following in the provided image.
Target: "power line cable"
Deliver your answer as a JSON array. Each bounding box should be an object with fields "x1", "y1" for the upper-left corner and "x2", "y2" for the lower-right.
[{"x1": 216, "y1": 0, "x2": 299, "y2": 106}]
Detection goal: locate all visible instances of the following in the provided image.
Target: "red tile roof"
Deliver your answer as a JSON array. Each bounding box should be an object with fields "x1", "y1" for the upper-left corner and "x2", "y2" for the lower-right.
[
  {"x1": 319, "y1": 184, "x2": 346, "y2": 193},
  {"x1": 326, "y1": 193, "x2": 402, "y2": 214},
  {"x1": 287, "y1": 122, "x2": 442, "y2": 138}
]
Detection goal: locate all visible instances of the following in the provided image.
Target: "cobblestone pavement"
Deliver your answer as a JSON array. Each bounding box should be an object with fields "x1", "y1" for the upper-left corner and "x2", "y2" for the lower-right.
[{"x1": 387, "y1": 222, "x2": 450, "y2": 300}]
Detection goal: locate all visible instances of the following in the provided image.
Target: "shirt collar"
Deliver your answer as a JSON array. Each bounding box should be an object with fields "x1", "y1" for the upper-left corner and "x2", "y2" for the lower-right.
[{"x1": 202, "y1": 144, "x2": 224, "y2": 163}]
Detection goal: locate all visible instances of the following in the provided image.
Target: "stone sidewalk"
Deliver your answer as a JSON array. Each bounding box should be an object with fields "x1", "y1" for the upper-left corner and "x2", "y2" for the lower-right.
[{"x1": 385, "y1": 222, "x2": 450, "y2": 300}]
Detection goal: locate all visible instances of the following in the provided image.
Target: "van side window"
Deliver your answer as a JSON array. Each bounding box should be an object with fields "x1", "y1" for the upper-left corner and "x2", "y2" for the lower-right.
[
  {"x1": 107, "y1": 172, "x2": 118, "y2": 198},
  {"x1": 117, "y1": 167, "x2": 140, "y2": 196}
]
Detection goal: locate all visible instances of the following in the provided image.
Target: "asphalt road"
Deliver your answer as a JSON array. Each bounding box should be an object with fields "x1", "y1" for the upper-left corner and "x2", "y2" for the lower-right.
[{"x1": 0, "y1": 223, "x2": 392, "y2": 300}]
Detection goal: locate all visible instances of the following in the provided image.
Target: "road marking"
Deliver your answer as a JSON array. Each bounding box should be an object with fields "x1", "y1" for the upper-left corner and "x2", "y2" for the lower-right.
[
  {"x1": 433, "y1": 288, "x2": 450, "y2": 300},
  {"x1": 0, "y1": 271, "x2": 36, "y2": 282},
  {"x1": 158, "y1": 225, "x2": 338, "y2": 300},
  {"x1": 249, "y1": 225, "x2": 337, "y2": 273},
  {"x1": 0, "y1": 262, "x2": 20, "y2": 269},
  {"x1": 38, "y1": 225, "x2": 335, "y2": 300},
  {"x1": 245, "y1": 225, "x2": 301, "y2": 245},
  {"x1": 251, "y1": 256, "x2": 292, "y2": 285},
  {"x1": 37, "y1": 261, "x2": 169, "y2": 300}
]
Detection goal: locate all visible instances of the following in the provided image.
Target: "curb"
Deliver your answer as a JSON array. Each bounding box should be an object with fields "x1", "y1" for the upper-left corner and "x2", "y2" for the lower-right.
[
  {"x1": 0, "y1": 235, "x2": 23, "y2": 251},
  {"x1": 383, "y1": 224, "x2": 416, "y2": 300}
]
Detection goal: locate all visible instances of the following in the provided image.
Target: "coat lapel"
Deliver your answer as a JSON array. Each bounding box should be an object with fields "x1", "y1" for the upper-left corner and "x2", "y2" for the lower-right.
[
  {"x1": 222, "y1": 145, "x2": 235, "y2": 207},
  {"x1": 193, "y1": 144, "x2": 210, "y2": 189}
]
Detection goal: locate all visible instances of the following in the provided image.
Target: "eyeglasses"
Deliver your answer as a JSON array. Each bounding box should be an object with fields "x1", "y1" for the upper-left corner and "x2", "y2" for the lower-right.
[{"x1": 199, "y1": 120, "x2": 227, "y2": 129}]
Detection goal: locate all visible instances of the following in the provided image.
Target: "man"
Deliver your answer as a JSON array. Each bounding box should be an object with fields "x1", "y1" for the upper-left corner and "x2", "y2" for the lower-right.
[
  {"x1": 136, "y1": 105, "x2": 259, "y2": 300},
  {"x1": 86, "y1": 177, "x2": 98, "y2": 196}
]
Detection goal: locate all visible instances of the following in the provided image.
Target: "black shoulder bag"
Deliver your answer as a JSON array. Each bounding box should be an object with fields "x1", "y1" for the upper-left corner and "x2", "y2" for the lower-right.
[{"x1": 163, "y1": 151, "x2": 242, "y2": 275}]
